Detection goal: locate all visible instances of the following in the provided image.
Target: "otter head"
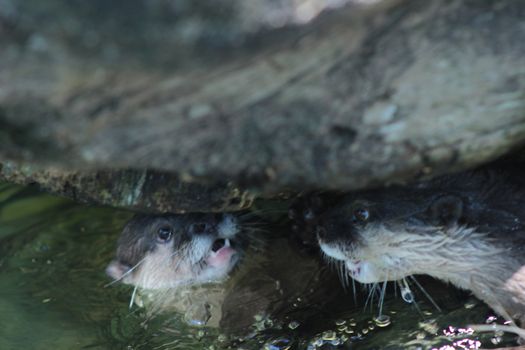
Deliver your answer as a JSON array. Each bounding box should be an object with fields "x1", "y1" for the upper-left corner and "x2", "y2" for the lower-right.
[
  {"x1": 316, "y1": 187, "x2": 468, "y2": 285},
  {"x1": 106, "y1": 213, "x2": 241, "y2": 290}
]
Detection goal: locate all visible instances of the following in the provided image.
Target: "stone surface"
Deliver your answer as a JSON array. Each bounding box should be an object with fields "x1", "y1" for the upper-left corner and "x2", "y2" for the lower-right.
[{"x1": 1, "y1": 0, "x2": 525, "y2": 212}]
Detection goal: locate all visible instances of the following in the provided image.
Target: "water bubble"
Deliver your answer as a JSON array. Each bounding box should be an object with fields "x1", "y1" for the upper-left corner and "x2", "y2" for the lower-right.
[
  {"x1": 288, "y1": 321, "x2": 300, "y2": 330},
  {"x1": 321, "y1": 331, "x2": 337, "y2": 341},
  {"x1": 328, "y1": 338, "x2": 341, "y2": 346},
  {"x1": 368, "y1": 324, "x2": 375, "y2": 331},
  {"x1": 184, "y1": 303, "x2": 211, "y2": 327},
  {"x1": 265, "y1": 319, "x2": 275, "y2": 328},
  {"x1": 335, "y1": 319, "x2": 346, "y2": 326},
  {"x1": 464, "y1": 300, "x2": 477, "y2": 309},
  {"x1": 337, "y1": 325, "x2": 347, "y2": 332},
  {"x1": 196, "y1": 330, "x2": 206, "y2": 340},
  {"x1": 362, "y1": 328, "x2": 369, "y2": 335},
  {"x1": 373, "y1": 315, "x2": 392, "y2": 328},
  {"x1": 312, "y1": 337, "x2": 324, "y2": 346},
  {"x1": 263, "y1": 338, "x2": 291, "y2": 350}
]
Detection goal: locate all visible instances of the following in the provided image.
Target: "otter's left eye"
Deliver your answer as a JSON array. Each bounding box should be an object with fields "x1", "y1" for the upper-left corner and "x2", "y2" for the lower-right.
[
  {"x1": 352, "y1": 208, "x2": 369, "y2": 223},
  {"x1": 157, "y1": 227, "x2": 173, "y2": 243}
]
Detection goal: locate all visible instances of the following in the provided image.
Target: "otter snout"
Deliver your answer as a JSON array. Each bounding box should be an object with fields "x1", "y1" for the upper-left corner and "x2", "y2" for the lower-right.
[{"x1": 316, "y1": 213, "x2": 358, "y2": 245}]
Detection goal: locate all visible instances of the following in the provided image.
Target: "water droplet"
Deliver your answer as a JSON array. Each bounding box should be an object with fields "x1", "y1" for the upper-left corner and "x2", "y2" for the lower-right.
[
  {"x1": 313, "y1": 337, "x2": 324, "y2": 346},
  {"x1": 328, "y1": 338, "x2": 341, "y2": 346},
  {"x1": 373, "y1": 315, "x2": 391, "y2": 328},
  {"x1": 322, "y1": 331, "x2": 337, "y2": 341},
  {"x1": 196, "y1": 330, "x2": 206, "y2": 340},
  {"x1": 491, "y1": 336, "x2": 502, "y2": 345},
  {"x1": 368, "y1": 324, "x2": 375, "y2": 331},
  {"x1": 362, "y1": 328, "x2": 369, "y2": 335},
  {"x1": 464, "y1": 300, "x2": 477, "y2": 309},
  {"x1": 263, "y1": 338, "x2": 291, "y2": 350},
  {"x1": 337, "y1": 325, "x2": 347, "y2": 332},
  {"x1": 401, "y1": 287, "x2": 414, "y2": 303},
  {"x1": 184, "y1": 303, "x2": 211, "y2": 327}
]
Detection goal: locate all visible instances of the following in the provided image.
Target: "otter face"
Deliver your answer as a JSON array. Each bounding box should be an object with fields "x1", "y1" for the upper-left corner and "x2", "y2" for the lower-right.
[
  {"x1": 106, "y1": 213, "x2": 241, "y2": 290},
  {"x1": 316, "y1": 189, "x2": 468, "y2": 285}
]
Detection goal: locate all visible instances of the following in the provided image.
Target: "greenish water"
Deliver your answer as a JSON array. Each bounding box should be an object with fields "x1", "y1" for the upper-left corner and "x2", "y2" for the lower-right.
[{"x1": 0, "y1": 182, "x2": 518, "y2": 349}]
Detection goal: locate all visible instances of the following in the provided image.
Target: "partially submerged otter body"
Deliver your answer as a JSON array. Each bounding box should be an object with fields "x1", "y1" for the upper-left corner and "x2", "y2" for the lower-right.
[
  {"x1": 106, "y1": 213, "x2": 242, "y2": 290},
  {"x1": 316, "y1": 169, "x2": 525, "y2": 324}
]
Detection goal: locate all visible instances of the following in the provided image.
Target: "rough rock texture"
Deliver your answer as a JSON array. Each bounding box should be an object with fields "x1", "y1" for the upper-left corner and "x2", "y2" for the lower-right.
[
  {"x1": 0, "y1": 162, "x2": 253, "y2": 213},
  {"x1": 1, "y1": 0, "x2": 525, "y2": 212}
]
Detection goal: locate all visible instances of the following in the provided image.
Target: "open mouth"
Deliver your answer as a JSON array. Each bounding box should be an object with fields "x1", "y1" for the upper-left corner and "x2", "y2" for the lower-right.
[
  {"x1": 211, "y1": 238, "x2": 227, "y2": 252},
  {"x1": 207, "y1": 238, "x2": 237, "y2": 268}
]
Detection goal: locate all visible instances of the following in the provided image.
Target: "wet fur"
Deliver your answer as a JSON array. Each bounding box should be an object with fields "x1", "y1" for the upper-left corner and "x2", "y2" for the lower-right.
[
  {"x1": 106, "y1": 213, "x2": 245, "y2": 290},
  {"x1": 317, "y1": 168, "x2": 525, "y2": 324}
]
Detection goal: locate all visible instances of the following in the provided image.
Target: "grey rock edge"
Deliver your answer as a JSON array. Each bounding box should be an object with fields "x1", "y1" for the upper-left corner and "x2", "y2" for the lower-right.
[{"x1": 1, "y1": 0, "x2": 525, "y2": 213}]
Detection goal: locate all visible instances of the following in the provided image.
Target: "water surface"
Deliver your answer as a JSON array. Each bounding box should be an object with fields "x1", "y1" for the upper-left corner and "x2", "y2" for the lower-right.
[{"x1": 0, "y1": 183, "x2": 517, "y2": 349}]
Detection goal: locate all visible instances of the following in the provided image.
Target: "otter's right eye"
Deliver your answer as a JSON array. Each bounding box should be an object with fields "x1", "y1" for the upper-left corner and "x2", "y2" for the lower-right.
[
  {"x1": 352, "y1": 208, "x2": 369, "y2": 223},
  {"x1": 157, "y1": 227, "x2": 173, "y2": 243}
]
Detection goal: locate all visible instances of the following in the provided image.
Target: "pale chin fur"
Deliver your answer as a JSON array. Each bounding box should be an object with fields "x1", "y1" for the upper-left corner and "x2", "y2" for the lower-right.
[{"x1": 319, "y1": 241, "x2": 384, "y2": 284}]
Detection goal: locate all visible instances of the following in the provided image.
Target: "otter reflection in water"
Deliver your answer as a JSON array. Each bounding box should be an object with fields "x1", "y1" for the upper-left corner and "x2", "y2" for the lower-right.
[{"x1": 315, "y1": 168, "x2": 525, "y2": 326}]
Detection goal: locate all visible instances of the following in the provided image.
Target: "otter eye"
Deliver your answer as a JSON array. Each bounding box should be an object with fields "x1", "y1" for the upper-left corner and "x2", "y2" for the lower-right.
[
  {"x1": 157, "y1": 227, "x2": 173, "y2": 242},
  {"x1": 352, "y1": 208, "x2": 369, "y2": 223}
]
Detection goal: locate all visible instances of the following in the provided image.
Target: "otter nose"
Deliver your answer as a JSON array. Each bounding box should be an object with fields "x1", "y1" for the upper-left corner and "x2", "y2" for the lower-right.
[
  {"x1": 189, "y1": 222, "x2": 212, "y2": 235},
  {"x1": 316, "y1": 225, "x2": 328, "y2": 240}
]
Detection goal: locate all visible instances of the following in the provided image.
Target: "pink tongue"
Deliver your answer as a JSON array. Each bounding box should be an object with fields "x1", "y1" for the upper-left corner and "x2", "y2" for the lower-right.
[{"x1": 207, "y1": 246, "x2": 236, "y2": 267}]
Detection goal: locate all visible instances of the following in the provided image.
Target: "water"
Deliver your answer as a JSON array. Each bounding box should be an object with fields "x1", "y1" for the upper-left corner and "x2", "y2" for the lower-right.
[{"x1": 0, "y1": 182, "x2": 518, "y2": 349}]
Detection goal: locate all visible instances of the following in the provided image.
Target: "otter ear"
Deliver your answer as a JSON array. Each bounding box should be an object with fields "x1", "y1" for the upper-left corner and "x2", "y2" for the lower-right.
[
  {"x1": 428, "y1": 195, "x2": 464, "y2": 227},
  {"x1": 105, "y1": 260, "x2": 131, "y2": 282}
]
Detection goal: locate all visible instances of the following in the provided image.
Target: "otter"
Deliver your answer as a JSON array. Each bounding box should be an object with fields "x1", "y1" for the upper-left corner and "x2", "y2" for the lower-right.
[
  {"x1": 313, "y1": 168, "x2": 525, "y2": 325},
  {"x1": 106, "y1": 212, "x2": 347, "y2": 335},
  {"x1": 106, "y1": 213, "x2": 242, "y2": 290}
]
